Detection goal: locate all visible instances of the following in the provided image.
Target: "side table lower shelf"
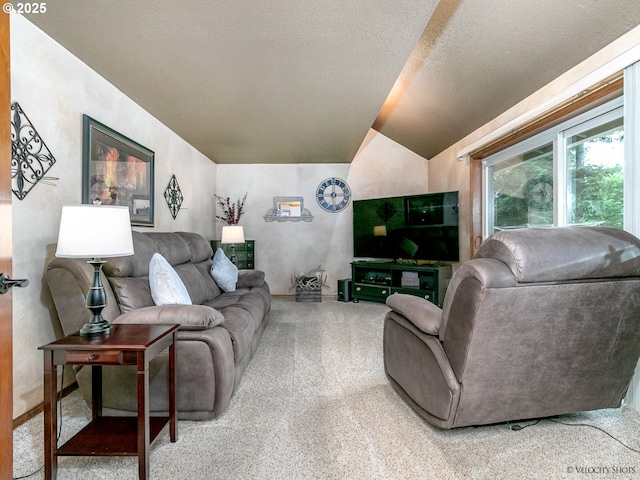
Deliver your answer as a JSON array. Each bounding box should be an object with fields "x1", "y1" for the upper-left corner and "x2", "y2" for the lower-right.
[{"x1": 57, "y1": 416, "x2": 170, "y2": 456}]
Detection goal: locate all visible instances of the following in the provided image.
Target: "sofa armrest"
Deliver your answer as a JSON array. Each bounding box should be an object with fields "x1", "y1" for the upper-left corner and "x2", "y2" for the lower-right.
[
  {"x1": 386, "y1": 293, "x2": 443, "y2": 335},
  {"x1": 237, "y1": 269, "x2": 265, "y2": 288},
  {"x1": 113, "y1": 304, "x2": 224, "y2": 330}
]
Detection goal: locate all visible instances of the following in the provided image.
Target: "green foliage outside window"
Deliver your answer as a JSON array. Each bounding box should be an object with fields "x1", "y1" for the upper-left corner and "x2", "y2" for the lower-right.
[
  {"x1": 493, "y1": 151, "x2": 553, "y2": 228},
  {"x1": 569, "y1": 164, "x2": 623, "y2": 228},
  {"x1": 568, "y1": 130, "x2": 624, "y2": 228},
  {"x1": 492, "y1": 129, "x2": 623, "y2": 230},
  {"x1": 490, "y1": 105, "x2": 623, "y2": 232}
]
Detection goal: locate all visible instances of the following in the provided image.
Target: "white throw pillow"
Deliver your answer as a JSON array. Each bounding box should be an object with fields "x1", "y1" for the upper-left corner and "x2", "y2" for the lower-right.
[
  {"x1": 149, "y1": 253, "x2": 192, "y2": 305},
  {"x1": 210, "y1": 248, "x2": 238, "y2": 292}
]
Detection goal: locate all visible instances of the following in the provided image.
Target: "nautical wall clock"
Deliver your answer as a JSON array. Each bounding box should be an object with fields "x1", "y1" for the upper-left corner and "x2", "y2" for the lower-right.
[
  {"x1": 316, "y1": 177, "x2": 351, "y2": 212},
  {"x1": 525, "y1": 174, "x2": 553, "y2": 211}
]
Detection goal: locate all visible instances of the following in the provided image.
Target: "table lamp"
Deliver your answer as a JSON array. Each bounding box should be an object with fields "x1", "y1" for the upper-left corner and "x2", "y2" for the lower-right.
[
  {"x1": 373, "y1": 225, "x2": 387, "y2": 236},
  {"x1": 220, "y1": 225, "x2": 245, "y2": 264},
  {"x1": 55, "y1": 205, "x2": 134, "y2": 337}
]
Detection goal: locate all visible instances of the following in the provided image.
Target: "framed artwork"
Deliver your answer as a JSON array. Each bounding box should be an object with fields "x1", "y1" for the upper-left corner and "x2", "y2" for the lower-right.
[{"x1": 82, "y1": 115, "x2": 155, "y2": 225}]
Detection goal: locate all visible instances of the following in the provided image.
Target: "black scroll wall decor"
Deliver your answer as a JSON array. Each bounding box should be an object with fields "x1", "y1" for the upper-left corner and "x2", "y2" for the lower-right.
[
  {"x1": 10, "y1": 102, "x2": 57, "y2": 200},
  {"x1": 164, "y1": 174, "x2": 184, "y2": 219}
]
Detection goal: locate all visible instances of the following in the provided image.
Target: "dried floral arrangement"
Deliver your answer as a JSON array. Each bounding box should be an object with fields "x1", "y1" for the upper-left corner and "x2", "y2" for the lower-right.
[{"x1": 215, "y1": 192, "x2": 247, "y2": 225}]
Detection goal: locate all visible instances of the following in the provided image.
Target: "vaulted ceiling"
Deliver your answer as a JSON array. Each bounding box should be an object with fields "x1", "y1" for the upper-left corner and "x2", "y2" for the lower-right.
[{"x1": 25, "y1": 0, "x2": 640, "y2": 164}]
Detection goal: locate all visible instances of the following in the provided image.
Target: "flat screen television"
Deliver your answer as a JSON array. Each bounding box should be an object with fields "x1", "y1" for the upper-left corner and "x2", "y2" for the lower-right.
[{"x1": 353, "y1": 191, "x2": 459, "y2": 262}]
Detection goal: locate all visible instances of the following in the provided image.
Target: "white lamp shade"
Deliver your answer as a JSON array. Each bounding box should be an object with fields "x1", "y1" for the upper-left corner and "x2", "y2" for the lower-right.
[
  {"x1": 221, "y1": 225, "x2": 245, "y2": 244},
  {"x1": 55, "y1": 205, "x2": 134, "y2": 258}
]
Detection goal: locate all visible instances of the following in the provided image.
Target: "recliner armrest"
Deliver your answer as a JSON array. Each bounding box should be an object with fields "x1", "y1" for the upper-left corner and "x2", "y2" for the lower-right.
[
  {"x1": 237, "y1": 269, "x2": 266, "y2": 288},
  {"x1": 113, "y1": 304, "x2": 224, "y2": 330},
  {"x1": 386, "y1": 293, "x2": 442, "y2": 335}
]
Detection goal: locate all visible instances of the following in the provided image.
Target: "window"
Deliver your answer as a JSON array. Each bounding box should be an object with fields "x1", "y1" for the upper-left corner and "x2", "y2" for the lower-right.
[
  {"x1": 564, "y1": 115, "x2": 624, "y2": 228},
  {"x1": 483, "y1": 98, "x2": 623, "y2": 234}
]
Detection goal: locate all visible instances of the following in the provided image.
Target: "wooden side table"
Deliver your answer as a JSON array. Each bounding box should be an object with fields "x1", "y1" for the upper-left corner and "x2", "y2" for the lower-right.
[{"x1": 39, "y1": 323, "x2": 179, "y2": 480}]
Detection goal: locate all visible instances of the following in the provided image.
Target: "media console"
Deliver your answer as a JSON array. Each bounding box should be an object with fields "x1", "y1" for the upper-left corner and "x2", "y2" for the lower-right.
[{"x1": 351, "y1": 261, "x2": 452, "y2": 306}]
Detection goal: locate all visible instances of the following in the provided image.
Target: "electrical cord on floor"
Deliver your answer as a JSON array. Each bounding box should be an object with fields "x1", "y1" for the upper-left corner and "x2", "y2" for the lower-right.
[
  {"x1": 13, "y1": 367, "x2": 65, "y2": 480},
  {"x1": 507, "y1": 417, "x2": 640, "y2": 454},
  {"x1": 57, "y1": 366, "x2": 64, "y2": 441}
]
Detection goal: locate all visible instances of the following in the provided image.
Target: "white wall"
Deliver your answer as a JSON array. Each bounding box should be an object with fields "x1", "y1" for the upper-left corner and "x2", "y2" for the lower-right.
[
  {"x1": 348, "y1": 129, "x2": 429, "y2": 201},
  {"x1": 10, "y1": 15, "x2": 217, "y2": 418},
  {"x1": 428, "y1": 25, "x2": 640, "y2": 412},
  {"x1": 215, "y1": 130, "x2": 429, "y2": 295},
  {"x1": 216, "y1": 163, "x2": 352, "y2": 295}
]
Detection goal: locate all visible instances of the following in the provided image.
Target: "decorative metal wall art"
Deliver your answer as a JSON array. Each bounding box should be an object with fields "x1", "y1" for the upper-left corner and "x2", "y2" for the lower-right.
[
  {"x1": 164, "y1": 175, "x2": 184, "y2": 219},
  {"x1": 10, "y1": 102, "x2": 57, "y2": 200}
]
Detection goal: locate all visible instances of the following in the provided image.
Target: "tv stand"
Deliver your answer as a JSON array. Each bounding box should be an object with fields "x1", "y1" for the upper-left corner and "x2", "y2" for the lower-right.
[{"x1": 351, "y1": 261, "x2": 452, "y2": 306}]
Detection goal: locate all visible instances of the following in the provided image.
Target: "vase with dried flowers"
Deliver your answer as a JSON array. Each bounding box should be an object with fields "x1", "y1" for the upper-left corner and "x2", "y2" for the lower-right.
[{"x1": 215, "y1": 193, "x2": 247, "y2": 225}]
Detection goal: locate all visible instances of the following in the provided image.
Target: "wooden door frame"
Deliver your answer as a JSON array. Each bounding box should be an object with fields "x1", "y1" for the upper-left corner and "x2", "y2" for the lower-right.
[
  {"x1": 0, "y1": 12, "x2": 12, "y2": 480},
  {"x1": 470, "y1": 156, "x2": 483, "y2": 258}
]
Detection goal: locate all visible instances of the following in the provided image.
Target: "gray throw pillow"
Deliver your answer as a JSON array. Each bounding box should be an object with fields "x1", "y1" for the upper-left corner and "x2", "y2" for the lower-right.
[{"x1": 210, "y1": 248, "x2": 238, "y2": 292}]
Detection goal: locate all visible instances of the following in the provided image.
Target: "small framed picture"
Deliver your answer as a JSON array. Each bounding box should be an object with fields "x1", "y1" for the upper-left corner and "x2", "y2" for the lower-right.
[{"x1": 82, "y1": 115, "x2": 155, "y2": 226}]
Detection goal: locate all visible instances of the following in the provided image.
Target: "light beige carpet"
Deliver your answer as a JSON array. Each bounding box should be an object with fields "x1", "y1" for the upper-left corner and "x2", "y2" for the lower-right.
[{"x1": 13, "y1": 298, "x2": 640, "y2": 479}]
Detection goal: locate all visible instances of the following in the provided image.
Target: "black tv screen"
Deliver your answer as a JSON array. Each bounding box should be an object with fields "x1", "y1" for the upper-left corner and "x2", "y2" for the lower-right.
[{"x1": 353, "y1": 191, "x2": 459, "y2": 262}]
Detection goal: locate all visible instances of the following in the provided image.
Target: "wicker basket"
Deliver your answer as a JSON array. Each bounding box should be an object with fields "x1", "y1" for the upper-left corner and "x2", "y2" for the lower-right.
[
  {"x1": 295, "y1": 285, "x2": 321, "y2": 302},
  {"x1": 294, "y1": 275, "x2": 322, "y2": 302}
]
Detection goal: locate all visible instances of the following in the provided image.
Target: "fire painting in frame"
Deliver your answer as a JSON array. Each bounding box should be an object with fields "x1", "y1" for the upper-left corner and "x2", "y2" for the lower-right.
[{"x1": 82, "y1": 115, "x2": 155, "y2": 226}]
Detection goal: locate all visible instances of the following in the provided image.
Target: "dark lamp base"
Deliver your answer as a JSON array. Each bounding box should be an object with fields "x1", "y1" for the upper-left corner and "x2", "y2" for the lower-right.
[
  {"x1": 80, "y1": 319, "x2": 112, "y2": 337},
  {"x1": 82, "y1": 259, "x2": 111, "y2": 337}
]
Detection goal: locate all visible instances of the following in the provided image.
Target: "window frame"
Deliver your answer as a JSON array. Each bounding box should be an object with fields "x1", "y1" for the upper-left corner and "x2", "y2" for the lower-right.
[{"x1": 482, "y1": 97, "x2": 624, "y2": 237}]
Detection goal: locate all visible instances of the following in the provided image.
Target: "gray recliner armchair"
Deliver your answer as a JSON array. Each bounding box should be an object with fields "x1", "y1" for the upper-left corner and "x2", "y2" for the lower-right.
[{"x1": 383, "y1": 226, "x2": 640, "y2": 429}]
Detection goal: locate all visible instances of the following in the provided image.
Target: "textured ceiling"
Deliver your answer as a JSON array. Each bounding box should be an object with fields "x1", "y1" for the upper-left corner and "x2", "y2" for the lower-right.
[
  {"x1": 24, "y1": 0, "x2": 640, "y2": 164},
  {"x1": 374, "y1": 0, "x2": 640, "y2": 159},
  {"x1": 24, "y1": 0, "x2": 438, "y2": 164}
]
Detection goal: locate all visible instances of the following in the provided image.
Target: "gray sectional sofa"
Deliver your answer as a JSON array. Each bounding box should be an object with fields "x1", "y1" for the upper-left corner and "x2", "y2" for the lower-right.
[{"x1": 46, "y1": 231, "x2": 271, "y2": 420}]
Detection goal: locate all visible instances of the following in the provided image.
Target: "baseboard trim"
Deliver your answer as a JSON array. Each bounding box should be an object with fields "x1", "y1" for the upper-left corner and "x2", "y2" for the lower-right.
[{"x1": 13, "y1": 382, "x2": 78, "y2": 429}]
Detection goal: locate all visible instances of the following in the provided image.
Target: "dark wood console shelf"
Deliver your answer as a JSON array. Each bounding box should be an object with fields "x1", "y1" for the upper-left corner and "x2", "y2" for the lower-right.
[
  {"x1": 39, "y1": 323, "x2": 179, "y2": 480},
  {"x1": 351, "y1": 261, "x2": 452, "y2": 306}
]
